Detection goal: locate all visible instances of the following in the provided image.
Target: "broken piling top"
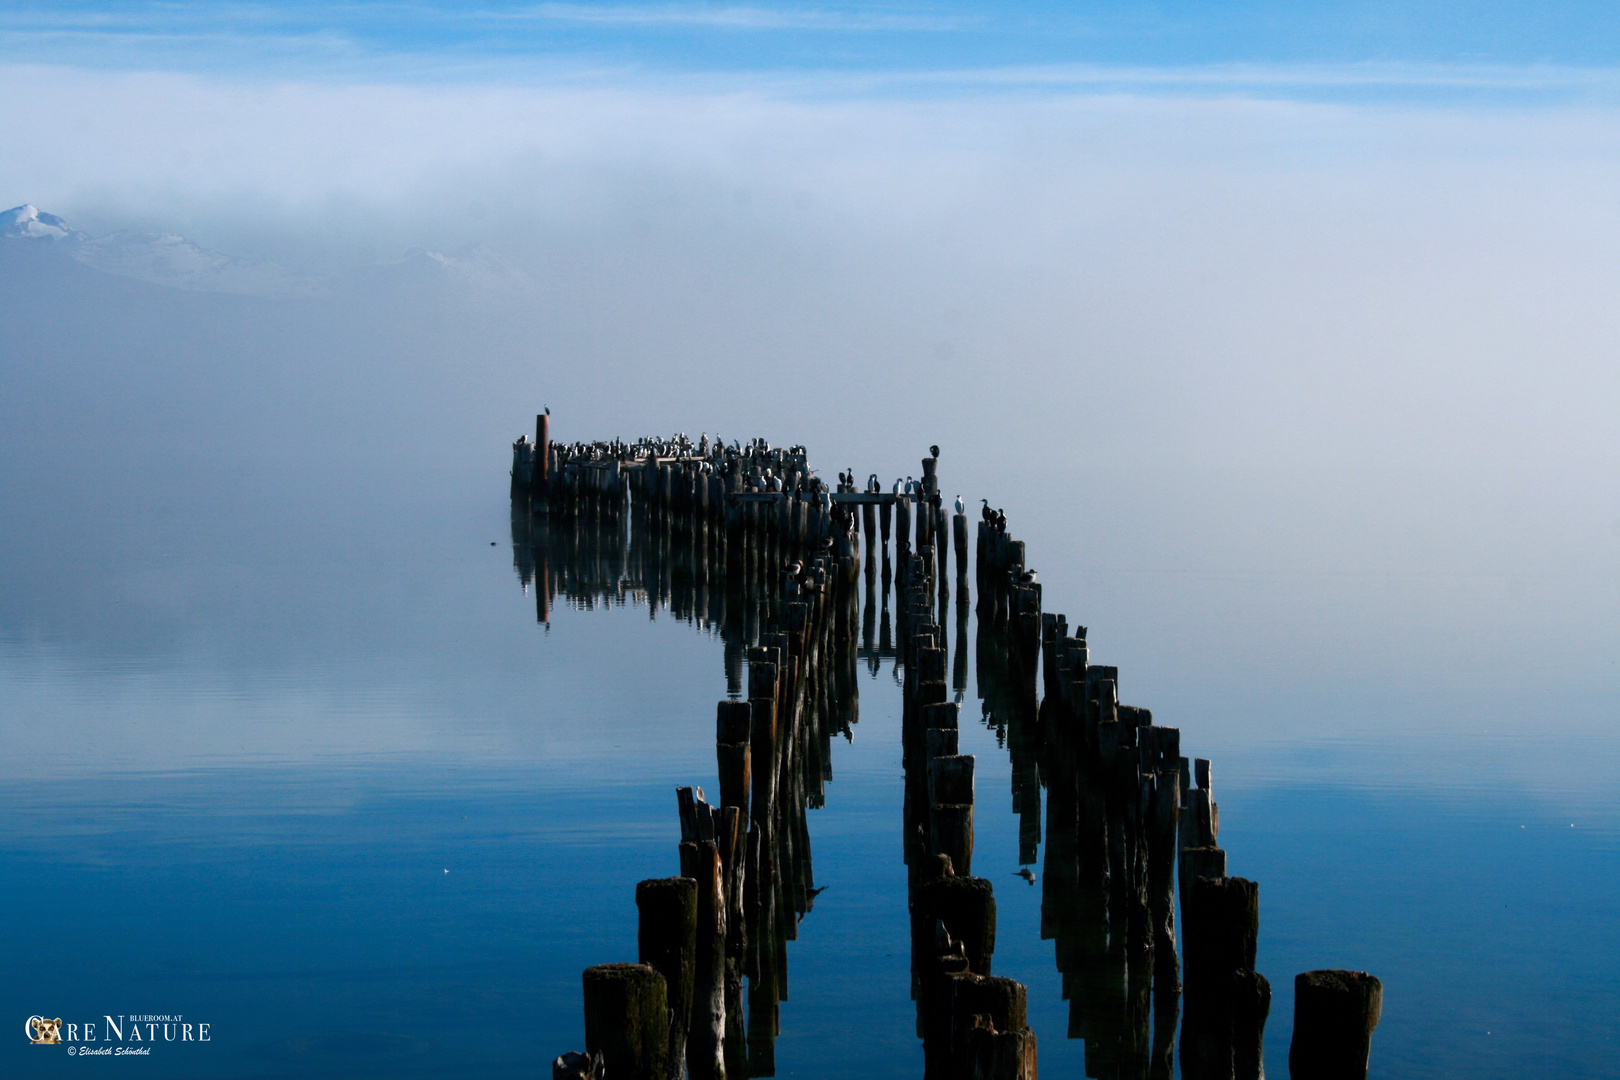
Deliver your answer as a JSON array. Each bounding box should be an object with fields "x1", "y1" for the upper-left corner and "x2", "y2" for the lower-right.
[
  {"x1": 582, "y1": 963, "x2": 669, "y2": 1080},
  {"x1": 1290, "y1": 969, "x2": 1383, "y2": 1080}
]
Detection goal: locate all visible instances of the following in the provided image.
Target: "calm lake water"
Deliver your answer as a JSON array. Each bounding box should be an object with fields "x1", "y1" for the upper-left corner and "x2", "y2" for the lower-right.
[{"x1": 3, "y1": 450, "x2": 1617, "y2": 1079}]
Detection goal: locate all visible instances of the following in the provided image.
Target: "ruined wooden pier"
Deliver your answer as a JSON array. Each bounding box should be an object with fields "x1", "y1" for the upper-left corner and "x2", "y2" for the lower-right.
[{"x1": 512, "y1": 416, "x2": 1381, "y2": 1080}]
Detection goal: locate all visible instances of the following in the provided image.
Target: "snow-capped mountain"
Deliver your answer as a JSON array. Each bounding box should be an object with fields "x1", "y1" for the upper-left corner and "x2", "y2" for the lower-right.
[
  {"x1": 2, "y1": 204, "x2": 318, "y2": 298},
  {"x1": 2, "y1": 204, "x2": 80, "y2": 240}
]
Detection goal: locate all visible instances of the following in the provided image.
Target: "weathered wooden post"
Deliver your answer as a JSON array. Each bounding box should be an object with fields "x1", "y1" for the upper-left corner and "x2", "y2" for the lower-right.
[
  {"x1": 951, "y1": 976, "x2": 1036, "y2": 1080},
  {"x1": 1232, "y1": 967, "x2": 1272, "y2": 1080},
  {"x1": 925, "y1": 727, "x2": 960, "y2": 760},
  {"x1": 636, "y1": 878, "x2": 697, "y2": 1080},
  {"x1": 689, "y1": 841, "x2": 727, "y2": 1080},
  {"x1": 863, "y1": 501, "x2": 878, "y2": 568},
  {"x1": 749, "y1": 686, "x2": 778, "y2": 834},
  {"x1": 535, "y1": 412, "x2": 552, "y2": 499},
  {"x1": 582, "y1": 963, "x2": 669, "y2": 1080},
  {"x1": 716, "y1": 701, "x2": 752, "y2": 820},
  {"x1": 1181, "y1": 874, "x2": 1263, "y2": 1080},
  {"x1": 1288, "y1": 970, "x2": 1382, "y2": 1080},
  {"x1": 1180, "y1": 845, "x2": 1227, "y2": 913},
  {"x1": 928, "y1": 753, "x2": 976, "y2": 877},
  {"x1": 896, "y1": 497, "x2": 913, "y2": 563},
  {"x1": 913, "y1": 875, "x2": 997, "y2": 977}
]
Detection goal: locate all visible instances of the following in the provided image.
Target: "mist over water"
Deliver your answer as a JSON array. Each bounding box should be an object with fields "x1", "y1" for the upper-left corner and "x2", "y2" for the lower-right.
[{"x1": 4, "y1": 60, "x2": 1620, "y2": 1077}]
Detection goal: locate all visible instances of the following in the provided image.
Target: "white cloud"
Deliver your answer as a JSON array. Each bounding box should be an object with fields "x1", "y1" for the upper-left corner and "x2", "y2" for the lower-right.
[{"x1": 6, "y1": 61, "x2": 1620, "y2": 697}]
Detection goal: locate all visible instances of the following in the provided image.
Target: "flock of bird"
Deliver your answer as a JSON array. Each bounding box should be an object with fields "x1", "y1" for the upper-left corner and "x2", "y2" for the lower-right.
[{"x1": 540, "y1": 433, "x2": 1019, "y2": 548}]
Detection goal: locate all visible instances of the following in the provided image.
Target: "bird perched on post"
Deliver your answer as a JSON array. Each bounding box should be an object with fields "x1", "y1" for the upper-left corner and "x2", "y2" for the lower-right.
[
  {"x1": 954, "y1": 495, "x2": 965, "y2": 516},
  {"x1": 930, "y1": 444, "x2": 940, "y2": 459}
]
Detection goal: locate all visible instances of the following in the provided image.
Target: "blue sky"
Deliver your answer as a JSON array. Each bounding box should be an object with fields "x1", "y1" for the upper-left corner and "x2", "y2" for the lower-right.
[{"x1": 7, "y1": 2, "x2": 1620, "y2": 99}]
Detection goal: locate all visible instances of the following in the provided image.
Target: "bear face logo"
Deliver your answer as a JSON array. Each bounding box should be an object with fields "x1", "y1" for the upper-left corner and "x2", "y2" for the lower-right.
[{"x1": 29, "y1": 1017, "x2": 62, "y2": 1044}]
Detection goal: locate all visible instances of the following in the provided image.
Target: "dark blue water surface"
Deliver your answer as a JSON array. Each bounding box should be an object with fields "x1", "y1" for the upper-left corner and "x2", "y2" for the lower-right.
[{"x1": 2, "y1": 475, "x2": 1617, "y2": 1079}]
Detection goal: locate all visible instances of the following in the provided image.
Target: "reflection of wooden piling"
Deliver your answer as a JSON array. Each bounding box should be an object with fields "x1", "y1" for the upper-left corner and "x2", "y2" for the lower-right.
[
  {"x1": 582, "y1": 963, "x2": 669, "y2": 1080},
  {"x1": 1289, "y1": 970, "x2": 1382, "y2": 1080},
  {"x1": 952, "y1": 512, "x2": 968, "y2": 594},
  {"x1": 636, "y1": 878, "x2": 696, "y2": 1080}
]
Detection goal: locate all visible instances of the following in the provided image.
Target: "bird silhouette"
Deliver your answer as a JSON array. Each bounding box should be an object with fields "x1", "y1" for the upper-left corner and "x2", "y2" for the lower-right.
[
  {"x1": 954, "y1": 495, "x2": 965, "y2": 515},
  {"x1": 797, "y1": 884, "x2": 830, "y2": 922},
  {"x1": 930, "y1": 444, "x2": 940, "y2": 459},
  {"x1": 1015, "y1": 868, "x2": 1036, "y2": 884}
]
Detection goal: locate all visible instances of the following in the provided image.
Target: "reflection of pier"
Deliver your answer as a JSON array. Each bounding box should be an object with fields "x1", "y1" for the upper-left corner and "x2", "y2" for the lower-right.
[{"x1": 520, "y1": 418, "x2": 1384, "y2": 1080}]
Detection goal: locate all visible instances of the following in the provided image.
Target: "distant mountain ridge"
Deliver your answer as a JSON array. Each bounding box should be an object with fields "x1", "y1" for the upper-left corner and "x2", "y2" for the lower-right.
[
  {"x1": 3, "y1": 203, "x2": 317, "y2": 298},
  {"x1": 1, "y1": 204, "x2": 528, "y2": 299}
]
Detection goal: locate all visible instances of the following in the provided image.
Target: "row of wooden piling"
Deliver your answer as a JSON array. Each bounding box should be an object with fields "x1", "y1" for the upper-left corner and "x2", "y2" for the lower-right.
[
  {"x1": 514, "y1": 423, "x2": 858, "y2": 559},
  {"x1": 544, "y1": 434, "x2": 865, "y2": 1079},
  {"x1": 890, "y1": 454, "x2": 1041, "y2": 1080},
  {"x1": 518, "y1": 422, "x2": 1382, "y2": 1080},
  {"x1": 975, "y1": 505, "x2": 1382, "y2": 1080}
]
